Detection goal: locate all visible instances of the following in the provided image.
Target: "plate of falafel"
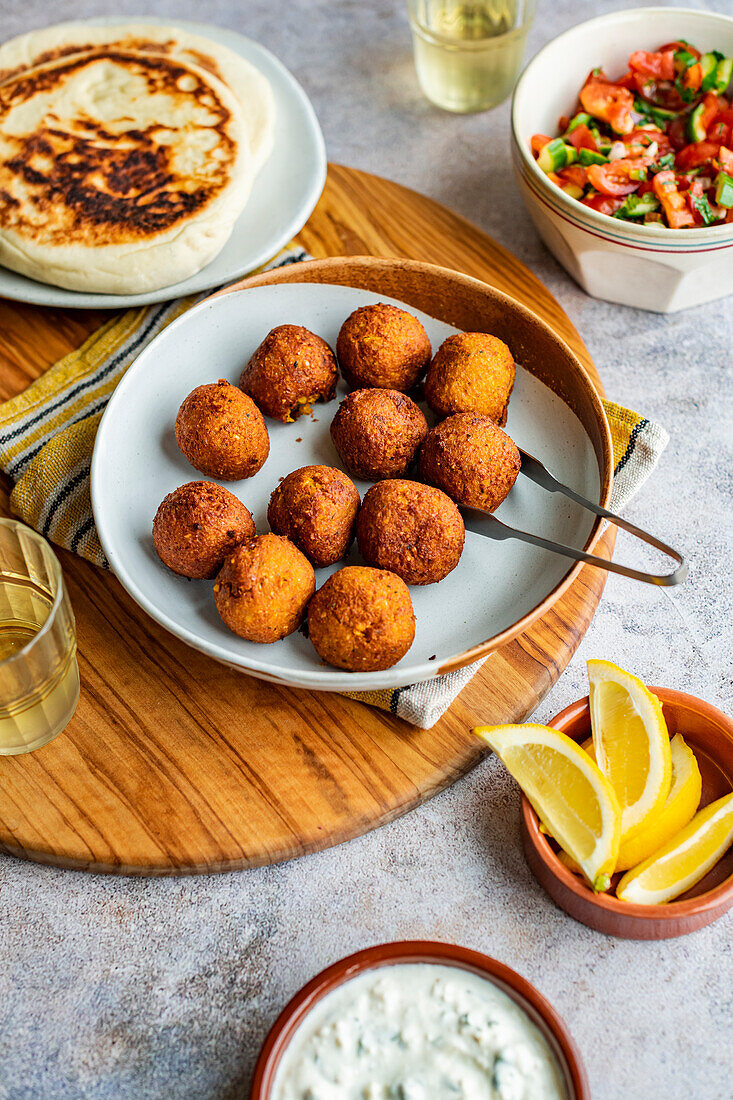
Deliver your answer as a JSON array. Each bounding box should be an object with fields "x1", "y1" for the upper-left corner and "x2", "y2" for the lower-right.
[{"x1": 91, "y1": 257, "x2": 613, "y2": 692}]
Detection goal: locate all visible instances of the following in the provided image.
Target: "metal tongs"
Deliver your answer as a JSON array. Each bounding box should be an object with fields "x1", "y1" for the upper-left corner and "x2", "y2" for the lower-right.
[{"x1": 465, "y1": 448, "x2": 687, "y2": 587}]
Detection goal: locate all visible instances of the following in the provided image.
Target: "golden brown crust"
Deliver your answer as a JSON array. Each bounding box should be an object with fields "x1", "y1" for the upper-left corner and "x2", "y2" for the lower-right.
[
  {"x1": 336, "y1": 303, "x2": 431, "y2": 391},
  {"x1": 0, "y1": 51, "x2": 238, "y2": 244},
  {"x1": 329, "y1": 389, "x2": 428, "y2": 481},
  {"x1": 424, "y1": 333, "x2": 516, "y2": 425},
  {"x1": 418, "y1": 413, "x2": 521, "y2": 513},
  {"x1": 307, "y1": 566, "x2": 415, "y2": 672},
  {"x1": 356, "y1": 480, "x2": 464, "y2": 585},
  {"x1": 213, "y1": 533, "x2": 315, "y2": 644},
  {"x1": 152, "y1": 480, "x2": 254, "y2": 579},
  {"x1": 240, "y1": 325, "x2": 338, "y2": 423},
  {"x1": 175, "y1": 379, "x2": 269, "y2": 481},
  {"x1": 267, "y1": 465, "x2": 360, "y2": 567}
]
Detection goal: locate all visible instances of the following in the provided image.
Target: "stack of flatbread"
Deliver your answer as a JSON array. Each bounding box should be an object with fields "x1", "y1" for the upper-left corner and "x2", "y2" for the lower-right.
[{"x1": 0, "y1": 23, "x2": 275, "y2": 293}]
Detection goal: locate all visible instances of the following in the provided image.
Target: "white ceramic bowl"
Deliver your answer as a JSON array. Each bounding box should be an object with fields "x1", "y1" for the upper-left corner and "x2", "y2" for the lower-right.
[{"x1": 511, "y1": 7, "x2": 733, "y2": 313}]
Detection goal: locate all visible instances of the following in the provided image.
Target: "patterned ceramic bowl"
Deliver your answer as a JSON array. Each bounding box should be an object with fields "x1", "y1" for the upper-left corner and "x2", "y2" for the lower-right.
[{"x1": 511, "y1": 7, "x2": 733, "y2": 313}]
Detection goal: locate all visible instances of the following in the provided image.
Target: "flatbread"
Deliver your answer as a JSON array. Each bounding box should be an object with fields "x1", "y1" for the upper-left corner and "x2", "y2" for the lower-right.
[
  {"x1": 0, "y1": 22, "x2": 275, "y2": 172},
  {"x1": 0, "y1": 48, "x2": 255, "y2": 294}
]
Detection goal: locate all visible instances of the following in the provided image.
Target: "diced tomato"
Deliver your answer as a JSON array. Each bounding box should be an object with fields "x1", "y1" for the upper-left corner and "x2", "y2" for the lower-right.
[
  {"x1": 682, "y1": 62, "x2": 703, "y2": 92},
  {"x1": 629, "y1": 50, "x2": 676, "y2": 81},
  {"x1": 581, "y1": 194, "x2": 624, "y2": 216},
  {"x1": 653, "y1": 170, "x2": 695, "y2": 227},
  {"x1": 587, "y1": 159, "x2": 647, "y2": 196},
  {"x1": 710, "y1": 108, "x2": 733, "y2": 147},
  {"x1": 658, "y1": 41, "x2": 701, "y2": 59},
  {"x1": 666, "y1": 115, "x2": 688, "y2": 151},
  {"x1": 531, "y1": 134, "x2": 552, "y2": 156},
  {"x1": 727, "y1": 206, "x2": 733, "y2": 222},
  {"x1": 547, "y1": 172, "x2": 562, "y2": 186},
  {"x1": 557, "y1": 164, "x2": 588, "y2": 189},
  {"x1": 637, "y1": 179, "x2": 656, "y2": 196},
  {"x1": 616, "y1": 70, "x2": 637, "y2": 89},
  {"x1": 558, "y1": 115, "x2": 571, "y2": 133},
  {"x1": 719, "y1": 146, "x2": 733, "y2": 173},
  {"x1": 566, "y1": 124, "x2": 598, "y2": 152},
  {"x1": 676, "y1": 141, "x2": 721, "y2": 170},
  {"x1": 580, "y1": 78, "x2": 635, "y2": 135},
  {"x1": 626, "y1": 128, "x2": 673, "y2": 155},
  {"x1": 700, "y1": 93, "x2": 721, "y2": 131}
]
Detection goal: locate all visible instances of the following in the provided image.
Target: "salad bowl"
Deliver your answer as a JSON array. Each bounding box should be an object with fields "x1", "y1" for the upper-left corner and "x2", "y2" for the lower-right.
[{"x1": 511, "y1": 7, "x2": 733, "y2": 312}]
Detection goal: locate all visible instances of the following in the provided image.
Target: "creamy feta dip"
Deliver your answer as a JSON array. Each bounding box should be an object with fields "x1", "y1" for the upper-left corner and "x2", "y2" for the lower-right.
[{"x1": 271, "y1": 962, "x2": 567, "y2": 1100}]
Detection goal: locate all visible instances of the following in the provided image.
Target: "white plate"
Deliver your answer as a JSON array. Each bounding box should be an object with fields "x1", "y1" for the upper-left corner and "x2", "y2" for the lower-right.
[
  {"x1": 0, "y1": 18, "x2": 326, "y2": 309},
  {"x1": 91, "y1": 281, "x2": 601, "y2": 692}
]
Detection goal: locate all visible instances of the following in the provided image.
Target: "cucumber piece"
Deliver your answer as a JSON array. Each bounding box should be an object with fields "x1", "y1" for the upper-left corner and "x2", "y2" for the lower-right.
[
  {"x1": 715, "y1": 171, "x2": 733, "y2": 207},
  {"x1": 537, "y1": 138, "x2": 577, "y2": 174},
  {"x1": 564, "y1": 112, "x2": 593, "y2": 134},
  {"x1": 687, "y1": 101, "x2": 708, "y2": 143},
  {"x1": 614, "y1": 193, "x2": 660, "y2": 219},
  {"x1": 700, "y1": 52, "x2": 722, "y2": 92},
  {"x1": 578, "y1": 148, "x2": 608, "y2": 166},
  {"x1": 713, "y1": 58, "x2": 733, "y2": 94}
]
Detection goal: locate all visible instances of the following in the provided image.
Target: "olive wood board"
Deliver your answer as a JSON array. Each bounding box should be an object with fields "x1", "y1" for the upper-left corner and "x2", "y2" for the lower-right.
[{"x1": 0, "y1": 164, "x2": 614, "y2": 875}]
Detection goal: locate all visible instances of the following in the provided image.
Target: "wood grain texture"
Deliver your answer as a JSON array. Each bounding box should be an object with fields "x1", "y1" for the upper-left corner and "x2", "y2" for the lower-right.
[{"x1": 0, "y1": 165, "x2": 614, "y2": 875}]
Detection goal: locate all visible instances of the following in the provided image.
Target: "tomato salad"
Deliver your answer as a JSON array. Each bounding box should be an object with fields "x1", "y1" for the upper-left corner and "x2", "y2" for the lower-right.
[{"x1": 531, "y1": 42, "x2": 733, "y2": 228}]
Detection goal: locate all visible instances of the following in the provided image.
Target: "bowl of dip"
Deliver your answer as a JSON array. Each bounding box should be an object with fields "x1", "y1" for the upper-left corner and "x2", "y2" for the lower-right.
[{"x1": 250, "y1": 940, "x2": 588, "y2": 1099}]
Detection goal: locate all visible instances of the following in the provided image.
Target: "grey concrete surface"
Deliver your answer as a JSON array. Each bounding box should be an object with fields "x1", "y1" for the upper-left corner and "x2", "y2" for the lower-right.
[{"x1": 1, "y1": 1, "x2": 732, "y2": 1097}]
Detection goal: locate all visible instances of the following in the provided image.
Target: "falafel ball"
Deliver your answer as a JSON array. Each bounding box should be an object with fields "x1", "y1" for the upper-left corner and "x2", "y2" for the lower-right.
[
  {"x1": 418, "y1": 413, "x2": 521, "y2": 513},
  {"x1": 356, "y1": 480, "x2": 464, "y2": 585},
  {"x1": 330, "y1": 389, "x2": 428, "y2": 481},
  {"x1": 336, "y1": 303, "x2": 431, "y2": 391},
  {"x1": 268, "y1": 465, "x2": 360, "y2": 568},
  {"x1": 240, "y1": 325, "x2": 338, "y2": 423},
  {"x1": 153, "y1": 481, "x2": 255, "y2": 580},
  {"x1": 308, "y1": 566, "x2": 415, "y2": 672},
  {"x1": 424, "y1": 332, "x2": 516, "y2": 425},
  {"x1": 175, "y1": 379, "x2": 269, "y2": 481},
  {"x1": 214, "y1": 533, "x2": 315, "y2": 643}
]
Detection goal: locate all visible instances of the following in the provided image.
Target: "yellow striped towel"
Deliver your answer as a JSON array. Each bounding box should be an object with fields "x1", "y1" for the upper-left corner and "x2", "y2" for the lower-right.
[{"x1": 0, "y1": 247, "x2": 668, "y2": 727}]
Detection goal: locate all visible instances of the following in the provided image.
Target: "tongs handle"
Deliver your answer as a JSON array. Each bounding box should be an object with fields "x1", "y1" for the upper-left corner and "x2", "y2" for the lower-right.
[{"x1": 470, "y1": 448, "x2": 688, "y2": 587}]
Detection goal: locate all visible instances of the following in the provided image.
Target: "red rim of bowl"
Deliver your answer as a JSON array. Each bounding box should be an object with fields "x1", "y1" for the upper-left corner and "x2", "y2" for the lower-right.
[
  {"x1": 250, "y1": 940, "x2": 589, "y2": 1099},
  {"x1": 522, "y1": 687, "x2": 733, "y2": 935}
]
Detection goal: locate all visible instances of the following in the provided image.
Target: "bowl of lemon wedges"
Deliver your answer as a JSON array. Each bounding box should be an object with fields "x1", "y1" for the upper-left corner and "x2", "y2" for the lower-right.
[{"x1": 475, "y1": 661, "x2": 733, "y2": 939}]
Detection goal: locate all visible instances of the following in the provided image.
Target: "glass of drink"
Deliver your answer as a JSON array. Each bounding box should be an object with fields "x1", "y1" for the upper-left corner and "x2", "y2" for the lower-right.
[
  {"x1": 407, "y1": 0, "x2": 536, "y2": 113},
  {"x1": 0, "y1": 519, "x2": 79, "y2": 755}
]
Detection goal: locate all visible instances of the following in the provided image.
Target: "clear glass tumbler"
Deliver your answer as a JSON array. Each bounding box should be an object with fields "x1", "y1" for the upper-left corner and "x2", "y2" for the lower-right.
[
  {"x1": 407, "y1": 0, "x2": 536, "y2": 113},
  {"x1": 0, "y1": 519, "x2": 79, "y2": 755}
]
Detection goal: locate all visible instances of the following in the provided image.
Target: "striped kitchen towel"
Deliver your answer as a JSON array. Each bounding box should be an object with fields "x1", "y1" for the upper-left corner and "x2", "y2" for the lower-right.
[{"x1": 0, "y1": 248, "x2": 668, "y2": 727}]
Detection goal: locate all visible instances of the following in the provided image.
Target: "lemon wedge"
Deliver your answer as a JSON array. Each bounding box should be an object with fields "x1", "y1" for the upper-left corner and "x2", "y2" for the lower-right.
[
  {"x1": 559, "y1": 734, "x2": 702, "y2": 873},
  {"x1": 616, "y1": 792, "x2": 733, "y2": 905},
  {"x1": 588, "y1": 659, "x2": 672, "y2": 842},
  {"x1": 475, "y1": 723, "x2": 621, "y2": 892}
]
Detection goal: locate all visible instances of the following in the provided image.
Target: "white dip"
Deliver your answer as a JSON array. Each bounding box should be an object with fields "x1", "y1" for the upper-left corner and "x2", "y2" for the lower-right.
[{"x1": 271, "y1": 962, "x2": 567, "y2": 1100}]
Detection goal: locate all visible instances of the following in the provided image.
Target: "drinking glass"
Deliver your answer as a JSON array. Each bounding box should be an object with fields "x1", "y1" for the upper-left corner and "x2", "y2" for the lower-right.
[
  {"x1": 0, "y1": 519, "x2": 79, "y2": 755},
  {"x1": 407, "y1": 0, "x2": 536, "y2": 113}
]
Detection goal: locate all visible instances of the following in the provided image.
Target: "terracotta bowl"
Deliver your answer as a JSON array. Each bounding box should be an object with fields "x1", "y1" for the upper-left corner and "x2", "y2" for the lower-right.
[
  {"x1": 250, "y1": 940, "x2": 589, "y2": 1099},
  {"x1": 522, "y1": 688, "x2": 733, "y2": 939}
]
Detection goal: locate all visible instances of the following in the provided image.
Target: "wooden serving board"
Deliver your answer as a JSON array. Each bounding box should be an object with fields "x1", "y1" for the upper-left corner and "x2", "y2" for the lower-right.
[{"x1": 0, "y1": 165, "x2": 614, "y2": 875}]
